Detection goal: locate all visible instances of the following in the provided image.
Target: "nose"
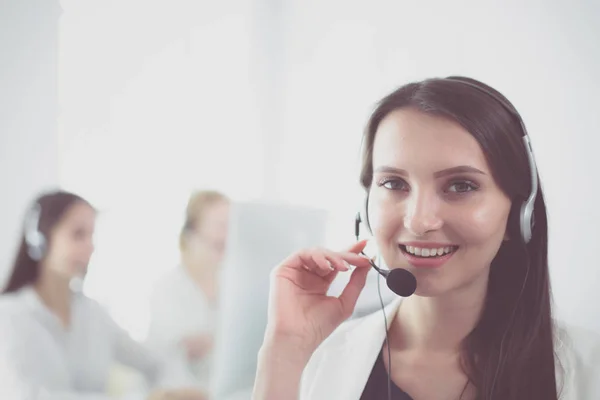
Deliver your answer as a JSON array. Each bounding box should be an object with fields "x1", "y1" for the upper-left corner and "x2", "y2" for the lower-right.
[
  {"x1": 403, "y1": 190, "x2": 443, "y2": 237},
  {"x1": 85, "y1": 237, "x2": 95, "y2": 257}
]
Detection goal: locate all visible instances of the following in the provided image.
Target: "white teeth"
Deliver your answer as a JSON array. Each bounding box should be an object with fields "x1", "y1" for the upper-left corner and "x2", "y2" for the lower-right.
[{"x1": 403, "y1": 245, "x2": 456, "y2": 257}]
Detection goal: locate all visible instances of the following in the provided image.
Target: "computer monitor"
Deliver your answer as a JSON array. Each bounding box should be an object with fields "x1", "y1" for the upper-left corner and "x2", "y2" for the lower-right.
[{"x1": 210, "y1": 201, "x2": 328, "y2": 400}]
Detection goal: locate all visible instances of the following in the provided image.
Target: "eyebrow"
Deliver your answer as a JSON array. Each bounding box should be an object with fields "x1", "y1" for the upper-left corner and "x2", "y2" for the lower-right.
[{"x1": 374, "y1": 165, "x2": 486, "y2": 178}]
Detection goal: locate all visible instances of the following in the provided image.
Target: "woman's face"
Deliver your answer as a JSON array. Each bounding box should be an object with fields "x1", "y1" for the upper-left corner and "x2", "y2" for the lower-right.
[
  {"x1": 368, "y1": 108, "x2": 512, "y2": 297},
  {"x1": 43, "y1": 201, "x2": 96, "y2": 280},
  {"x1": 187, "y1": 200, "x2": 230, "y2": 267}
]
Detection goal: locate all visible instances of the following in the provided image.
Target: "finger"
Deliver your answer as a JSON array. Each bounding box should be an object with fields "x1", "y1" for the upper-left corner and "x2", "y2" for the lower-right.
[
  {"x1": 299, "y1": 252, "x2": 331, "y2": 277},
  {"x1": 338, "y1": 265, "x2": 370, "y2": 318},
  {"x1": 312, "y1": 252, "x2": 340, "y2": 272},
  {"x1": 320, "y1": 251, "x2": 349, "y2": 272},
  {"x1": 314, "y1": 253, "x2": 343, "y2": 284},
  {"x1": 344, "y1": 239, "x2": 369, "y2": 254},
  {"x1": 337, "y1": 252, "x2": 373, "y2": 268}
]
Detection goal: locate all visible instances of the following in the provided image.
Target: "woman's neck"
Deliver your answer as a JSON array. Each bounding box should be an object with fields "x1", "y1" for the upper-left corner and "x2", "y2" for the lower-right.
[
  {"x1": 183, "y1": 260, "x2": 219, "y2": 304},
  {"x1": 33, "y1": 268, "x2": 72, "y2": 328},
  {"x1": 390, "y1": 274, "x2": 489, "y2": 354}
]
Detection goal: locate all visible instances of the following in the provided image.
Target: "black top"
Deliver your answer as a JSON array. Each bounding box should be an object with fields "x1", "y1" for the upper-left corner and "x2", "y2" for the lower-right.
[{"x1": 360, "y1": 350, "x2": 414, "y2": 400}]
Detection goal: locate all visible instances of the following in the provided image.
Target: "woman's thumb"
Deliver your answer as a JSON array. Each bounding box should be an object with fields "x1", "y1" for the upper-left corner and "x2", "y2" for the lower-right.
[{"x1": 337, "y1": 265, "x2": 370, "y2": 318}]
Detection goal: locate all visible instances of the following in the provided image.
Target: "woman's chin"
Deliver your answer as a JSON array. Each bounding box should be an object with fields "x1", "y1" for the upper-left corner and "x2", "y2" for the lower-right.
[{"x1": 410, "y1": 278, "x2": 453, "y2": 298}]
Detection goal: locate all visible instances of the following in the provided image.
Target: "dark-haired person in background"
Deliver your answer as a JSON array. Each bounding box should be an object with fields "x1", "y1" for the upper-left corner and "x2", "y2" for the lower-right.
[
  {"x1": 252, "y1": 77, "x2": 600, "y2": 399},
  {"x1": 0, "y1": 190, "x2": 206, "y2": 400}
]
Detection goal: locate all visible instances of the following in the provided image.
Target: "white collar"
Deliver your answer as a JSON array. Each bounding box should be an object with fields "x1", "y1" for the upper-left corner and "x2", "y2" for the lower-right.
[{"x1": 303, "y1": 297, "x2": 403, "y2": 399}]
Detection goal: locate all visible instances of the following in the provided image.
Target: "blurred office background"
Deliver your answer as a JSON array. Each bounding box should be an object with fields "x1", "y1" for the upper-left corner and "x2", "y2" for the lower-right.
[{"x1": 1, "y1": 0, "x2": 598, "y2": 357}]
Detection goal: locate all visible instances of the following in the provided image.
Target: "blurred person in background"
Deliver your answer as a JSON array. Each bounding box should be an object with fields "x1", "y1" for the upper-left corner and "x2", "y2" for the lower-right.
[
  {"x1": 146, "y1": 190, "x2": 230, "y2": 392},
  {"x1": 0, "y1": 190, "x2": 206, "y2": 400}
]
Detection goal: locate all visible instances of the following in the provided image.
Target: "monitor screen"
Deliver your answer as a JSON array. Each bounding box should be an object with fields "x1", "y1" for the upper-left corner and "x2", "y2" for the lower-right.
[{"x1": 210, "y1": 201, "x2": 328, "y2": 400}]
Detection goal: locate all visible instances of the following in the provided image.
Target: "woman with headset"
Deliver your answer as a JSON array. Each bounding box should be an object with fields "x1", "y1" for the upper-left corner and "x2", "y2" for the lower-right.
[
  {"x1": 252, "y1": 77, "x2": 600, "y2": 399},
  {"x1": 0, "y1": 190, "x2": 206, "y2": 400}
]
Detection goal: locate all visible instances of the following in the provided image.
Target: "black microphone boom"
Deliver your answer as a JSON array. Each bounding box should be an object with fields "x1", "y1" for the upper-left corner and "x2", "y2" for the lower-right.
[
  {"x1": 355, "y1": 211, "x2": 417, "y2": 297},
  {"x1": 367, "y1": 259, "x2": 416, "y2": 297},
  {"x1": 386, "y1": 268, "x2": 417, "y2": 297}
]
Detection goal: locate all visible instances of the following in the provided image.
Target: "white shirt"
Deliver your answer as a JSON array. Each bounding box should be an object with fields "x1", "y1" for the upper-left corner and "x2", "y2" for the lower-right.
[
  {"x1": 300, "y1": 297, "x2": 600, "y2": 399},
  {"x1": 0, "y1": 286, "x2": 161, "y2": 400},
  {"x1": 145, "y1": 265, "x2": 216, "y2": 389}
]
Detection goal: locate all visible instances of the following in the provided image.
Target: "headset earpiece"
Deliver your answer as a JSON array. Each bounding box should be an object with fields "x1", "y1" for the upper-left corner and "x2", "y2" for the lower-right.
[
  {"x1": 355, "y1": 194, "x2": 372, "y2": 238},
  {"x1": 361, "y1": 194, "x2": 372, "y2": 236},
  {"x1": 445, "y1": 77, "x2": 539, "y2": 245},
  {"x1": 519, "y1": 201, "x2": 534, "y2": 244},
  {"x1": 518, "y1": 135, "x2": 538, "y2": 244},
  {"x1": 25, "y1": 203, "x2": 47, "y2": 261}
]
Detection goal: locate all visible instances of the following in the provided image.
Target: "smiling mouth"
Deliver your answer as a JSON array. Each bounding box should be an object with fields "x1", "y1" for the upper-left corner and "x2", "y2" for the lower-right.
[{"x1": 399, "y1": 244, "x2": 459, "y2": 258}]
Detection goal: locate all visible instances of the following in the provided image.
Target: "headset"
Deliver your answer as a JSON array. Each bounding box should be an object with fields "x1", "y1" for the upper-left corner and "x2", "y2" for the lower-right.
[
  {"x1": 24, "y1": 203, "x2": 47, "y2": 261},
  {"x1": 353, "y1": 77, "x2": 540, "y2": 399}
]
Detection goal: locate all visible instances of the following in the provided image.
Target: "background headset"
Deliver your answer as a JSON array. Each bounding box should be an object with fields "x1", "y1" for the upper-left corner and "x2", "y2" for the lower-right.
[
  {"x1": 353, "y1": 77, "x2": 540, "y2": 399},
  {"x1": 24, "y1": 203, "x2": 47, "y2": 261}
]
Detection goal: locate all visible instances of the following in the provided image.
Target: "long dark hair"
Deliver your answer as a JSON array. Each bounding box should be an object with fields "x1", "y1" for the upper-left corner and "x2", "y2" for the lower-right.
[
  {"x1": 3, "y1": 190, "x2": 91, "y2": 294},
  {"x1": 360, "y1": 77, "x2": 557, "y2": 399}
]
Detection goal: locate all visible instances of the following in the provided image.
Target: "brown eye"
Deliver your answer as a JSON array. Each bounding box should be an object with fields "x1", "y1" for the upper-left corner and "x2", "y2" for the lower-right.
[
  {"x1": 378, "y1": 178, "x2": 409, "y2": 191},
  {"x1": 447, "y1": 180, "x2": 479, "y2": 193}
]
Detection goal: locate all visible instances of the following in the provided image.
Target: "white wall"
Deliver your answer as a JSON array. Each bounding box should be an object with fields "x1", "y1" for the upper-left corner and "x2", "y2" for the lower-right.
[{"x1": 0, "y1": 0, "x2": 61, "y2": 286}]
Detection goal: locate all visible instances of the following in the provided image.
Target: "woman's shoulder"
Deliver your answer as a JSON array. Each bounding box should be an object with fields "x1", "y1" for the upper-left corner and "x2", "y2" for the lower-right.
[
  {"x1": 305, "y1": 300, "x2": 401, "y2": 367},
  {"x1": 554, "y1": 320, "x2": 600, "y2": 398},
  {"x1": 0, "y1": 289, "x2": 47, "y2": 347},
  {"x1": 299, "y1": 307, "x2": 397, "y2": 400},
  {"x1": 301, "y1": 310, "x2": 388, "y2": 375},
  {"x1": 0, "y1": 287, "x2": 38, "y2": 320}
]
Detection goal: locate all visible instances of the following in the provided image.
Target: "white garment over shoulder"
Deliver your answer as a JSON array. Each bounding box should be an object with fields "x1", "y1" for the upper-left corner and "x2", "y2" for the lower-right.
[
  {"x1": 145, "y1": 265, "x2": 216, "y2": 390},
  {"x1": 0, "y1": 286, "x2": 161, "y2": 400},
  {"x1": 300, "y1": 298, "x2": 600, "y2": 399}
]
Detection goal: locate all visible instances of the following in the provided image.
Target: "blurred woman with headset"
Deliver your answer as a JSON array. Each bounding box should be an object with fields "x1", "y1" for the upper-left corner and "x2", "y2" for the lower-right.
[
  {"x1": 252, "y1": 77, "x2": 600, "y2": 399},
  {"x1": 0, "y1": 190, "x2": 206, "y2": 400},
  {"x1": 146, "y1": 190, "x2": 230, "y2": 391}
]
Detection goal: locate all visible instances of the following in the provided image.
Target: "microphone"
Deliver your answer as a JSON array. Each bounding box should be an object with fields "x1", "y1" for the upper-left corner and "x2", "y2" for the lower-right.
[
  {"x1": 368, "y1": 260, "x2": 417, "y2": 297},
  {"x1": 355, "y1": 212, "x2": 417, "y2": 297}
]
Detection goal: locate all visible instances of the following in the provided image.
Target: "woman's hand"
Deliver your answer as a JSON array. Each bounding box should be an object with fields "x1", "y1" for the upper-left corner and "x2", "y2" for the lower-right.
[
  {"x1": 252, "y1": 241, "x2": 372, "y2": 400},
  {"x1": 264, "y1": 240, "x2": 372, "y2": 352}
]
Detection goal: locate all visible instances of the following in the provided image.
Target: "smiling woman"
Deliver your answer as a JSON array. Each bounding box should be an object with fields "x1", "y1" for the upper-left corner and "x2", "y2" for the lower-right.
[
  {"x1": 356, "y1": 77, "x2": 549, "y2": 399},
  {"x1": 251, "y1": 76, "x2": 600, "y2": 400},
  {"x1": 367, "y1": 107, "x2": 513, "y2": 297}
]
